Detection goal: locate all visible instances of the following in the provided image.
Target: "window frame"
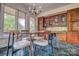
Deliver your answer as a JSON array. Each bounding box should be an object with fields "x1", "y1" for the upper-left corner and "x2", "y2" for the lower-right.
[
  {"x1": 3, "y1": 12, "x2": 16, "y2": 32},
  {"x1": 17, "y1": 11, "x2": 26, "y2": 30},
  {"x1": 3, "y1": 5, "x2": 27, "y2": 32}
]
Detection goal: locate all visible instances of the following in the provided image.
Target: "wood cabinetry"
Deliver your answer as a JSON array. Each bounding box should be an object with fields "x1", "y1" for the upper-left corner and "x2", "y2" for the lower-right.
[
  {"x1": 38, "y1": 17, "x2": 44, "y2": 31},
  {"x1": 67, "y1": 32, "x2": 79, "y2": 44},
  {"x1": 67, "y1": 8, "x2": 79, "y2": 44},
  {"x1": 60, "y1": 14, "x2": 67, "y2": 27},
  {"x1": 38, "y1": 8, "x2": 79, "y2": 44},
  {"x1": 38, "y1": 13, "x2": 67, "y2": 30},
  {"x1": 67, "y1": 8, "x2": 79, "y2": 32},
  {"x1": 43, "y1": 17, "x2": 50, "y2": 27},
  {"x1": 57, "y1": 33, "x2": 67, "y2": 42},
  {"x1": 70, "y1": 8, "x2": 79, "y2": 22}
]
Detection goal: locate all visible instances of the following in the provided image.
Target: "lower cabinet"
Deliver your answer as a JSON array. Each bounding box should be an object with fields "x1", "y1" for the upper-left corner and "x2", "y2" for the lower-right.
[
  {"x1": 67, "y1": 32, "x2": 79, "y2": 44},
  {"x1": 56, "y1": 32, "x2": 79, "y2": 44},
  {"x1": 57, "y1": 33, "x2": 67, "y2": 42}
]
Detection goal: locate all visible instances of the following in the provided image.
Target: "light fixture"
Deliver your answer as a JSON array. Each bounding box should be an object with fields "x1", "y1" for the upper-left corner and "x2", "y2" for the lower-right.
[{"x1": 28, "y1": 4, "x2": 42, "y2": 16}]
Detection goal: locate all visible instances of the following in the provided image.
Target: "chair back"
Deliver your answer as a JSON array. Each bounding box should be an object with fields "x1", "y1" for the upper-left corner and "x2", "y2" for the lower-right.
[
  {"x1": 48, "y1": 33, "x2": 53, "y2": 45},
  {"x1": 21, "y1": 30, "x2": 29, "y2": 37},
  {"x1": 48, "y1": 33, "x2": 57, "y2": 45}
]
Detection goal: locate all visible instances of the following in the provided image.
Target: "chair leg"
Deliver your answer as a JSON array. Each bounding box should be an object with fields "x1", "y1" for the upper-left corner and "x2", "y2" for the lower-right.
[
  {"x1": 51, "y1": 45, "x2": 53, "y2": 54},
  {"x1": 7, "y1": 33, "x2": 11, "y2": 56},
  {"x1": 12, "y1": 33, "x2": 14, "y2": 56},
  {"x1": 34, "y1": 44, "x2": 37, "y2": 56}
]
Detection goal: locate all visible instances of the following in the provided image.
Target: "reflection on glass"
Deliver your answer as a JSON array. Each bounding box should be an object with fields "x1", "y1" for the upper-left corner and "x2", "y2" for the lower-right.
[
  {"x1": 4, "y1": 13, "x2": 15, "y2": 31},
  {"x1": 18, "y1": 18, "x2": 25, "y2": 30},
  {"x1": 61, "y1": 15, "x2": 67, "y2": 26},
  {"x1": 30, "y1": 17, "x2": 36, "y2": 32},
  {"x1": 54, "y1": 16, "x2": 58, "y2": 22}
]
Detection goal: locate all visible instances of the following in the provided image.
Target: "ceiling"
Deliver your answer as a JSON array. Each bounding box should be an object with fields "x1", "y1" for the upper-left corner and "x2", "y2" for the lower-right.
[
  {"x1": 24, "y1": 3, "x2": 71, "y2": 13},
  {"x1": 5, "y1": 3, "x2": 72, "y2": 14}
]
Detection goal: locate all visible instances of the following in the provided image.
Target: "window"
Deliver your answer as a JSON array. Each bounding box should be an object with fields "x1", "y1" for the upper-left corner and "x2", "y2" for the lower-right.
[
  {"x1": 4, "y1": 13, "x2": 15, "y2": 31},
  {"x1": 18, "y1": 11, "x2": 25, "y2": 30},
  {"x1": 4, "y1": 5, "x2": 16, "y2": 31},
  {"x1": 30, "y1": 17, "x2": 36, "y2": 32}
]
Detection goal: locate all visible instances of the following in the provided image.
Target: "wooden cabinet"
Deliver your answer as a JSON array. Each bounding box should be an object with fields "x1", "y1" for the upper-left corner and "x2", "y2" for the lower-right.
[
  {"x1": 57, "y1": 33, "x2": 67, "y2": 42},
  {"x1": 68, "y1": 8, "x2": 79, "y2": 22},
  {"x1": 38, "y1": 13, "x2": 67, "y2": 30},
  {"x1": 67, "y1": 32, "x2": 79, "y2": 44},
  {"x1": 72, "y1": 21, "x2": 79, "y2": 31},
  {"x1": 67, "y1": 8, "x2": 79, "y2": 32},
  {"x1": 38, "y1": 17, "x2": 44, "y2": 31},
  {"x1": 49, "y1": 14, "x2": 67, "y2": 27},
  {"x1": 71, "y1": 8, "x2": 79, "y2": 21},
  {"x1": 52, "y1": 16, "x2": 60, "y2": 27},
  {"x1": 43, "y1": 17, "x2": 50, "y2": 28},
  {"x1": 60, "y1": 14, "x2": 67, "y2": 26},
  {"x1": 38, "y1": 8, "x2": 79, "y2": 44},
  {"x1": 67, "y1": 8, "x2": 79, "y2": 44}
]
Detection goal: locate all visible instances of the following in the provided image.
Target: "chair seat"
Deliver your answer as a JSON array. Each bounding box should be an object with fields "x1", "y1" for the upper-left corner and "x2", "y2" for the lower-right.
[
  {"x1": 22, "y1": 37, "x2": 30, "y2": 40},
  {"x1": 14, "y1": 39, "x2": 30, "y2": 50},
  {"x1": 33, "y1": 37, "x2": 44, "y2": 40},
  {"x1": 33, "y1": 40, "x2": 48, "y2": 46}
]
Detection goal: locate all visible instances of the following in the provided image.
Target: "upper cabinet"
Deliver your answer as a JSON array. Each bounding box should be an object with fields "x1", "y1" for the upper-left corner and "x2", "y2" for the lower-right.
[
  {"x1": 38, "y1": 8, "x2": 79, "y2": 32},
  {"x1": 51, "y1": 15, "x2": 60, "y2": 27},
  {"x1": 72, "y1": 22, "x2": 79, "y2": 31},
  {"x1": 68, "y1": 8, "x2": 79, "y2": 22},
  {"x1": 43, "y1": 13, "x2": 67, "y2": 27},
  {"x1": 38, "y1": 17, "x2": 44, "y2": 30},
  {"x1": 60, "y1": 14, "x2": 67, "y2": 27},
  {"x1": 43, "y1": 17, "x2": 50, "y2": 27},
  {"x1": 38, "y1": 13, "x2": 67, "y2": 32},
  {"x1": 67, "y1": 8, "x2": 79, "y2": 32}
]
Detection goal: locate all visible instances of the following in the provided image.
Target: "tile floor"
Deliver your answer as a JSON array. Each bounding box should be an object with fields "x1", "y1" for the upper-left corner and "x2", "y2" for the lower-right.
[{"x1": 0, "y1": 41, "x2": 79, "y2": 56}]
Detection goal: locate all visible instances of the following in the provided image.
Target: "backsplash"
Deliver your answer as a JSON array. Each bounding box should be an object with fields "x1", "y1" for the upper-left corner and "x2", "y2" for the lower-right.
[{"x1": 46, "y1": 27, "x2": 67, "y2": 32}]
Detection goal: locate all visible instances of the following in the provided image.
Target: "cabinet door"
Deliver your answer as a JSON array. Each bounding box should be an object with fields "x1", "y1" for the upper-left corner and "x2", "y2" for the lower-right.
[
  {"x1": 75, "y1": 8, "x2": 79, "y2": 20},
  {"x1": 52, "y1": 16, "x2": 59, "y2": 27},
  {"x1": 72, "y1": 21, "x2": 79, "y2": 31},
  {"x1": 67, "y1": 32, "x2": 79, "y2": 44},
  {"x1": 67, "y1": 8, "x2": 79, "y2": 31},
  {"x1": 60, "y1": 14, "x2": 67, "y2": 27},
  {"x1": 70, "y1": 8, "x2": 79, "y2": 21},
  {"x1": 57, "y1": 33, "x2": 67, "y2": 42},
  {"x1": 38, "y1": 17, "x2": 44, "y2": 30},
  {"x1": 43, "y1": 17, "x2": 51, "y2": 27}
]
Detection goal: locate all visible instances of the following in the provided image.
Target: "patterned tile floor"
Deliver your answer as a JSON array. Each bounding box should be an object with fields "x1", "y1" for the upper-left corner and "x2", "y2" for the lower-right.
[{"x1": 0, "y1": 41, "x2": 79, "y2": 56}]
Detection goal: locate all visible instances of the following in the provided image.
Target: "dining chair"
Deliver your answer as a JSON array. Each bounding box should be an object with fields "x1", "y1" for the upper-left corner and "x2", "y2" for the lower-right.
[
  {"x1": 7, "y1": 30, "x2": 31, "y2": 56},
  {"x1": 33, "y1": 33, "x2": 54, "y2": 56}
]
